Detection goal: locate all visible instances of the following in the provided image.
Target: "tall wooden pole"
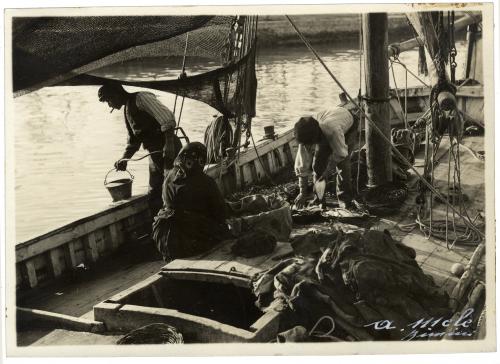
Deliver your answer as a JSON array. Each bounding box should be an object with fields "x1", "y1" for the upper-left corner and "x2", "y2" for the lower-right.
[{"x1": 363, "y1": 13, "x2": 392, "y2": 187}]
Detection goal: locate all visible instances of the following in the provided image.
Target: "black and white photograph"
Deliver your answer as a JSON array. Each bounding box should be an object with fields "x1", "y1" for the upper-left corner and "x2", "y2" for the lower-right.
[{"x1": 3, "y1": 2, "x2": 496, "y2": 357}]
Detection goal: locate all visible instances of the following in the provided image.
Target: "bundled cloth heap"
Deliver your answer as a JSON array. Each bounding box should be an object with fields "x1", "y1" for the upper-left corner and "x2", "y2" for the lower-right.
[{"x1": 252, "y1": 229, "x2": 452, "y2": 341}]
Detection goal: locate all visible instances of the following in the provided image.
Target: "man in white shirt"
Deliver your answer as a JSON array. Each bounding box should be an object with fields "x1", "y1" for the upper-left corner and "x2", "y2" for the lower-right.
[
  {"x1": 294, "y1": 105, "x2": 359, "y2": 210},
  {"x1": 98, "y1": 83, "x2": 182, "y2": 214}
]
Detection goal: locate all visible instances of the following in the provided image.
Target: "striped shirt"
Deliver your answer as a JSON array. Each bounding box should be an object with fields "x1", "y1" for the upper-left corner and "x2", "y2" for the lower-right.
[{"x1": 135, "y1": 92, "x2": 176, "y2": 132}]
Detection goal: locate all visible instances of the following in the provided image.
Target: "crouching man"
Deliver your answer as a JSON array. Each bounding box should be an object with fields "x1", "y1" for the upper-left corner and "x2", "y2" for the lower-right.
[
  {"x1": 152, "y1": 142, "x2": 230, "y2": 261},
  {"x1": 294, "y1": 105, "x2": 360, "y2": 210}
]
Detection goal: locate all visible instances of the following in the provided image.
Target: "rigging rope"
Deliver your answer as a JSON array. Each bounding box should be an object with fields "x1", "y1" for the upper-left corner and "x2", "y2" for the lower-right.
[
  {"x1": 389, "y1": 60, "x2": 408, "y2": 128},
  {"x1": 391, "y1": 59, "x2": 430, "y2": 88},
  {"x1": 285, "y1": 15, "x2": 484, "y2": 239},
  {"x1": 250, "y1": 127, "x2": 276, "y2": 184},
  {"x1": 174, "y1": 32, "x2": 189, "y2": 133},
  {"x1": 356, "y1": 14, "x2": 364, "y2": 194}
]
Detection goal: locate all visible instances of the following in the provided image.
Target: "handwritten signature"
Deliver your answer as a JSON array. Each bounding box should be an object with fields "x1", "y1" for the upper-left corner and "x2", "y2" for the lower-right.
[{"x1": 363, "y1": 308, "x2": 475, "y2": 341}]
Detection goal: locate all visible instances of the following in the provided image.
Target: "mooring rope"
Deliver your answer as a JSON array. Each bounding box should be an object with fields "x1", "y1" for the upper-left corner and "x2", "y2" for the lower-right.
[{"x1": 285, "y1": 15, "x2": 484, "y2": 239}]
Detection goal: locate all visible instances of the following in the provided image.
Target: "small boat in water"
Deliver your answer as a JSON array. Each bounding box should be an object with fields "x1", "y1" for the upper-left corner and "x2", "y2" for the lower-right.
[{"x1": 9, "y1": 9, "x2": 488, "y2": 347}]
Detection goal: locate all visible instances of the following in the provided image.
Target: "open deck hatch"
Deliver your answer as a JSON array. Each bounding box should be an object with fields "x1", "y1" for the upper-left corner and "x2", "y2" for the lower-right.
[
  {"x1": 120, "y1": 275, "x2": 264, "y2": 330},
  {"x1": 94, "y1": 270, "x2": 281, "y2": 343}
]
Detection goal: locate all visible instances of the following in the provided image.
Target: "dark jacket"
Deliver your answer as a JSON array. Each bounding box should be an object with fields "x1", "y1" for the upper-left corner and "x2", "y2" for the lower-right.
[
  {"x1": 152, "y1": 167, "x2": 229, "y2": 260},
  {"x1": 163, "y1": 167, "x2": 226, "y2": 223}
]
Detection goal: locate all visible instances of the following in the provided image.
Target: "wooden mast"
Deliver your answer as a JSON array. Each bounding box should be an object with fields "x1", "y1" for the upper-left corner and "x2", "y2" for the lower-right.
[{"x1": 363, "y1": 13, "x2": 392, "y2": 187}]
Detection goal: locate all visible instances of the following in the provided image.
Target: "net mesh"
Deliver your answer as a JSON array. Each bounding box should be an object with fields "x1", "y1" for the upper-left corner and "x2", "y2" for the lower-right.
[
  {"x1": 13, "y1": 15, "x2": 257, "y2": 121},
  {"x1": 12, "y1": 16, "x2": 234, "y2": 94}
]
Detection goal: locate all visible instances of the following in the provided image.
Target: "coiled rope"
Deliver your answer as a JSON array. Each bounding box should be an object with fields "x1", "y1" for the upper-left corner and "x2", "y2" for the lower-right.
[{"x1": 204, "y1": 115, "x2": 234, "y2": 164}]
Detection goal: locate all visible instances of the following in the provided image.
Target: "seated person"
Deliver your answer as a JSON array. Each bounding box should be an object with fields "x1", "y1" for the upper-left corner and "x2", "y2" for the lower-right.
[
  {"x1": 294, "y1": 104, "x2": 360, "y2": 210},
  {"x1": 152, "y1": 142, "x2": 230, "y2": 261}
]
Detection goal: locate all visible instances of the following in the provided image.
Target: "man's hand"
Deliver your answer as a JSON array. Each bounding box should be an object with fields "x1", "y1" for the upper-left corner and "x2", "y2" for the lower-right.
[
  {"x1": 114, "y1": 159, "x2": 128, "y2": 171},
  {"x1": 294, "y1": 192, "x2": 310, "y2": 210}
]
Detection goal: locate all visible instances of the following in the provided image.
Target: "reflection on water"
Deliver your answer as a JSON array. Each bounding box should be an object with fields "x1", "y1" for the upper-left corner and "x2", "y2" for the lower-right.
[{"x1": 13, "y1": 43, "x2": 466, "y2": 242}]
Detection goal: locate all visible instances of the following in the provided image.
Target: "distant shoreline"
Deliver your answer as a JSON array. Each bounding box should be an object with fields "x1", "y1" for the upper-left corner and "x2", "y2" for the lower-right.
[{"x1": 256, "y1": 14, "x2": 465, "y2": 48}]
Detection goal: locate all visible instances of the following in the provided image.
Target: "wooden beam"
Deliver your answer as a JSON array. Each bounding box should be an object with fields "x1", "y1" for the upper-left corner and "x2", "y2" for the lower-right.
[
  {"x1": 24, "y1": 260, "x2": 38, "y2": 288},
  {"x1": 49, "y1": 249, "x2": 64, "y2": 278},
  {"x1": 388, "y1": 14, "x2": 481, "y2": 57},
  {"x1": 85, "y1": 233, "x2": 99, "y2": 263},
  {"x1": 17, "y1": 306, "x2": 105, "y2": 333},
  {"x1": 363, "y1": 13, "x2": 393, "y2": 187}
]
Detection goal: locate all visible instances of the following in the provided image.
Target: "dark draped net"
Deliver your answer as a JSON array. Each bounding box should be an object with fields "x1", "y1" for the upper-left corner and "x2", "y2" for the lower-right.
[{"x1": 13, "y1": 15, "x2": 257, "y2": 118}]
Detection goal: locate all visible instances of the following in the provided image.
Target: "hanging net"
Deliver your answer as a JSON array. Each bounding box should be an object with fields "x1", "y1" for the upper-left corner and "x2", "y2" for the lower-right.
[{"x1": 12, "y1": 15, "x2": 257, "y2": 119}]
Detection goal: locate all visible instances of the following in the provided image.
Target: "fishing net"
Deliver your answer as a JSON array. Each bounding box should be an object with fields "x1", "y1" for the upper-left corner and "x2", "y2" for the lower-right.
[
  {"x1": 116, "y1": 323, "x2": 184, "y2": 344},
  {"x1": 13, "y1": 15, "x2": 258, "y2": 120},
  {"x1": 13, "y1": 16, "x2": 215, "y2": 93}
]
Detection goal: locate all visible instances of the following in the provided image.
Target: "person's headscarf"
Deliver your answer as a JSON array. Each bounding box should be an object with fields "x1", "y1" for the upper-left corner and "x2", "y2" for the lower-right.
[{"x1": 173, "y1": 142, "x2": 208, "y2": 178}]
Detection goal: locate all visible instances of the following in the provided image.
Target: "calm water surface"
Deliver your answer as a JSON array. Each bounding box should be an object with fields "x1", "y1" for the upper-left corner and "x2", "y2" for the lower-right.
[{"x1": 14, "y1": 43, "x2": 466, "y2": 242}]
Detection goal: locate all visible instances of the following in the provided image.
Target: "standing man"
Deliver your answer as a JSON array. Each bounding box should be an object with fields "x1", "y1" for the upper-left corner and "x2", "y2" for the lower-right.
[
  {"x1": 98, "y1": 83, "x2": 181, "y2": 215},
  {"x1": 293, "y1": 103, "x2": 360, "y2": 211}
]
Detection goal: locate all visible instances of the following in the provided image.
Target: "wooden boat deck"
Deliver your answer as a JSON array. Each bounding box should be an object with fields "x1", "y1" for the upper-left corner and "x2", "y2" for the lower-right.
[
  {"x1": 292, "y1": 135, "x2": 486, "y2": 295},
  {"x1": 17, "y1": 135, "x2": 485, "y2": 346}
]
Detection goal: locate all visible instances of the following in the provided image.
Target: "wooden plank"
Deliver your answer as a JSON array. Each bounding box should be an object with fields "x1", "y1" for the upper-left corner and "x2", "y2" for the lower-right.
[
  {"x1": 108, "y1": 222, "x2": 123, "y2": 250},
  {"x1": 96, "y1": 304, "x2": 254, "y2": 342},
  {"x1": 73, "y1": 238, "x2": 87, "y2": 266},
  {"x1": 456, "y1": 87, "x2": 484, "y2": 98},
  {"x1": 85, "y1": 233, "x2": 99, "y2": 263},
  {"x1": 17, "y1": 307, "x2": 105, "y2": 333},
  {"x1": 151, "y1": 283, "x2": 166, "y2": 308},
  {"x1": 94, "y1": 228, "x2": 107, "y2": 255},
  {"x1": 216, "y1": 242, "x2": 293, "y2": 277},
  {"x1": 166, "y1": 250, "x2": 235, "y2": 272},
  {"x1": 273, "y1": 148, "x2": 283, "y2": 169},
  {"x1": 105, "y1": 274, "x2": 163, "y2": 304},
  {"x1": 388, "y1": 15, "x2": 480, "y2": 57},
  {"x1": 394, "y1": 85, "x2": 483, "y2": 99},
  {"x1": 49, "y1": 249, "x2": 64, "y2": 278},
  {"x1": 389, "y1": 98, "x2": 404, "y2": 122},
  {"x1": 25, "y1": 260, "x2": 38, "y2": 288},
  {"x1": 253, "y1": 159, "x2": 265, "y2": 182},
  {"x1": 16, "y1": 197, "x2": 150, "y2": 263},
  {"x1": 249, "y1": 309, "x2": 281, "y2": 342},
  {"x1": 16, "y1": 264, "x2": 22, "y2": 289},
  {"x1": 237, "y1": 129, "x2": 295, "y2": 165},
  {"x1": 160, "y1": 270, "x2": 250, "y2": 288},
  {"x1": 267, "y1": 152, "x2": 276, "y2": 174},
  {"x1": 65, "y1": 240, "x2": 78, "y2": 268},
  {"x1": 282, "y1": 142, "x2": 296, "y2": 165},
  {"x1": 33, "y1": 329, "x2": 123, "y2": 346},
  {"x1": 124, "y1": 215, "x2": 139, "y2": 242}
]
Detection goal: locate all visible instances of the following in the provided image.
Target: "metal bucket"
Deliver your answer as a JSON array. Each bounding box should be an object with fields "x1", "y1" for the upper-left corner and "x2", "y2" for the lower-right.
[{"x1": 104, "y1": 169, "x2": 134, "y2": 202}]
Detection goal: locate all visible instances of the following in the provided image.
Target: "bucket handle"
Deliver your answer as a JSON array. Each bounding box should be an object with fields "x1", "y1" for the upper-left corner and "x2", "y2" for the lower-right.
[{"x1": 104, "y1": 168, "x2": 134, "y2": 186}]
